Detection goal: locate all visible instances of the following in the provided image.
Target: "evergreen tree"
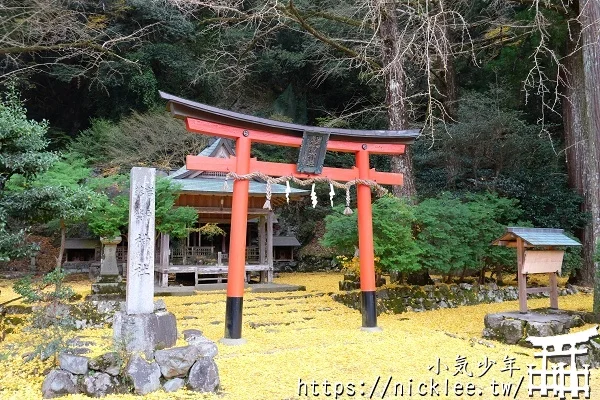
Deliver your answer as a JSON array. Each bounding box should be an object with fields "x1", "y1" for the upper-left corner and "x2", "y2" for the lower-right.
[{"x1": 0, "y1": 89, "x2": 56, "y2": 261}]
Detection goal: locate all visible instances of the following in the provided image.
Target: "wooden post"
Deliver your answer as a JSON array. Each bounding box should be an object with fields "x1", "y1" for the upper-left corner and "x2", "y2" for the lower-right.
[
  {"x1": 184, "y1": 232, "x2": 188, "y2": 265},
  {"x1": 258, "y1": 216, "x2": 266, "y2": 282},
  {"x1": 549, "y1": 272, "x2": 559, "y2": 309},
  {"x1": 223, "y1": 134, "x2": 251, "y2": 342},
  {"x1": 258, "y1": 216, "x2": 266, "y2": 264},
  {"x1": 197, "y1": 213, "x2": 201, "y2": 248},
  {"x1": 356, "y1": 149, "x2": 379, "y2": 330},
  {"x1": 159, "y1": 233, "x2": 170, "y2": 288},
  {"x1": 267, "y1": 212, "x2": 274, "y2": 283},
  {"x1": 246, "y1": 222, "x2": 251, "y2": 254},
  {"x1": 160, "y1": 233, "x2": 170, "y2": 266},
  {"x1": 517, "y1": 238, "x2": 527, "y2": 313}
]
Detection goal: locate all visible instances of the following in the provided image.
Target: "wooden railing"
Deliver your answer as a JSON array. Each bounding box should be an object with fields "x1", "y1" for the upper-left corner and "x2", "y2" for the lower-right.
[
  {"x1": 167, "y1": 246, "x2": 260, "y2": 265},
  {"x1": 114, "y1": 244, "x2": 260, "y2": 265},
  {"x1": 116, "y1": 247, "x2": 127, "y2": 262},
  {"x1": 188, "y1": 246, "x2": 215, "y2": 258},
  {"x1": 170, "y1": 246, "x2": 213, "y2": 264},
  {"x1": 246, "y1": 246, "x2": 259, "y2": 264},
  {"x1": 115, "y1": 246, "x2": 163, "y2": 263}
]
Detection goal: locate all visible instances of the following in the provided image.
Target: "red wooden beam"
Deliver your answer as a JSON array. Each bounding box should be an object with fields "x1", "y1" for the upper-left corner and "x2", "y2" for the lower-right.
[
  {"x1": 186, "y1": 155, "x2": 403, "y2": 186},
  {"x1": 186, "y1": 118, "x2": 406, "y2": 155}
]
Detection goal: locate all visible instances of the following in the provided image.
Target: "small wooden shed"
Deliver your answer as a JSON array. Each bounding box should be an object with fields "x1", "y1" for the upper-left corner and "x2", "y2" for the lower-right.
[
  {"x1": 493, "y1": 227, "x2": 581, "y2": 313},
  {"x1": 272, "y1": 235, "x2": 301, "y2": 262}
]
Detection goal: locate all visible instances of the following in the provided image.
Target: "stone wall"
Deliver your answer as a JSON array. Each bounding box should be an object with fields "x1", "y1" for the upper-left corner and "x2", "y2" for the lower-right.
[
  {"x1": 331, "y1": 283, "x2": 583, "y2": 314},
  {"x1": 338, "y1": 273, "x2": 386, "y2": 291},
  {"x1": 42, "y1": 329, "x2": 219, "y2": 398}
]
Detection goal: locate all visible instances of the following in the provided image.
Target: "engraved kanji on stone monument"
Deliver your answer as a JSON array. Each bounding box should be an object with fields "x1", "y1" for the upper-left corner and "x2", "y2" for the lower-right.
[{"x1": 126, "y1": 167, "x2": 156, "y2": 314}]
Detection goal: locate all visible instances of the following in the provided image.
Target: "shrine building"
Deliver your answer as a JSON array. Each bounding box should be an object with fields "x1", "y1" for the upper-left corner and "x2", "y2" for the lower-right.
[{"x1": 154, "y1": 138, "x2": 308, "y2": 287}]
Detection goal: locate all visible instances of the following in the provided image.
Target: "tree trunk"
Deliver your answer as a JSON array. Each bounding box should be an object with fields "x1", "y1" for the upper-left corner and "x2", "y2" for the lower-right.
[
  {"x1": 378, "y1": 1, "x2": 416, "y2": 200},
  {"x1": 563, "y1": 18, "x2": 591, "y2": 285},
  {"x1": 391, "y1": 150, "x2": 416, "y2": 199},
  {"x1": 56, "y1": 218, "x2": 66, "y2": 272},
  {"x1": 441, "y1": 43, "x2": 459, "y2": 187},
  {"x1": 564, "y1": 1, "x2": 600, "y2": 313},
  {"x1": 580, "y1": 0, "x2": 600, "y2": 312}
]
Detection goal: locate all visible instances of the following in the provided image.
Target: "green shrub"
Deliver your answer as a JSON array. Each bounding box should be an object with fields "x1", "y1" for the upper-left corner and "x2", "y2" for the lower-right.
[
  {"x1": 322, "y1": 195, "x2": 421, "y2": 273},
  {"x1": 322, "y1": 192, "x2": 520, "y2": 278},
  {"x1": 415, "y1": 193, "x2": 519, "y2": 277}
]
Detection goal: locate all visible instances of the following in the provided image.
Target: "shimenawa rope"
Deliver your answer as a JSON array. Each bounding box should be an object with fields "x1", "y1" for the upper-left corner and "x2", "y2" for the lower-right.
[{"x1": 222, "y1": 171, "x2": 388, "y2": 215}]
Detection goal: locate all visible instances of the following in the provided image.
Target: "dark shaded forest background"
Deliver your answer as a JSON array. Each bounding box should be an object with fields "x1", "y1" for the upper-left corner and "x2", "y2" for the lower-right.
[{"x1": 1, "y1": 1, "x2": 599, "y2": 296}]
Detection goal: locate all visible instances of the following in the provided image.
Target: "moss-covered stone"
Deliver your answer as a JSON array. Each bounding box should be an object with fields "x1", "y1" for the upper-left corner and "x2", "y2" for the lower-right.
[
  {"x1": 89, "y1": 352, "x2": 123, "y2": 376},
  {"x1": 3, "y1": 305, "x2": 33, "y2": 314},
  {"x1": 483, "y1": 310, "x2": 588, "y2": 346},
  {"x1": 422, "y1": 299, "x2": 434, "y2": 309},
  {"x1": 331, "y1": 283, "x2": 575, "y2": 316},
  {"x1": 438, "y1": 284, "x2": 451, "y2": 296},
  {"x1": 463, "y1": 290, "x2": 478, "y2": 305},
  {"x1": 90, "y1": 282, "x2": 125, "y2": 295}
]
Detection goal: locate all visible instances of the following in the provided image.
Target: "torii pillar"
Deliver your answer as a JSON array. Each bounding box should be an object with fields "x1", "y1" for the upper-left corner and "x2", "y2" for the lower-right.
[
  {"x1": 224, "y1": 134, "x2": 251, "y2": 342},
  {"x1": 356, "y1": 149, "x2": 378, "y2": 330}
]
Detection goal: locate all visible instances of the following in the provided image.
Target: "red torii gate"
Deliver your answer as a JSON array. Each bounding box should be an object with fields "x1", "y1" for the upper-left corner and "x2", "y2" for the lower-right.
[{"x1": 161, "y1": 92, "x2": 419, "y2": 343}]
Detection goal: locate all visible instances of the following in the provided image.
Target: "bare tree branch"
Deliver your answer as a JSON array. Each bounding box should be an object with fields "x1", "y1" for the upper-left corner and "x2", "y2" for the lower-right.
[{"x1": 0, "y1": 0, "x2": 157, "y2": 82}]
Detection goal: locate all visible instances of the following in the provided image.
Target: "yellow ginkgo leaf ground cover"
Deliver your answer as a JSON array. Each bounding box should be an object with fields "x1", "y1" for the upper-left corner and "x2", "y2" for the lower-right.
[{"x1": 0, "y1": 272, "x2": 597, "y2": 400}]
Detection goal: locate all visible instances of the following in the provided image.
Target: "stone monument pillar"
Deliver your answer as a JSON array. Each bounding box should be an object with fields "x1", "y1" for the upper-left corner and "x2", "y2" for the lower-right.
[
  {"x1": 114, "y1": 167, "x2": 177, "y2": 353},
  {"x1": 126, "y1": 167, "x2": 155, "y2": 314}
]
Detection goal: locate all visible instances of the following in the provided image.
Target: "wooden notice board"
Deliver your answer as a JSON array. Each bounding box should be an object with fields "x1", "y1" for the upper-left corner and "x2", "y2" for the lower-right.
[{"x1": 522, "y1": 250, "x2": 564, "y2": 274}]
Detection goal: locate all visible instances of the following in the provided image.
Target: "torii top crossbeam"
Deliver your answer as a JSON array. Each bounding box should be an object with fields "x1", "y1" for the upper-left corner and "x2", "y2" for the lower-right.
[
  {"x1": 160, "y1": 91, "x2": 419, "y2": 146},
  {"x1": 161, "y1": 91, "x2": 420, "y2": 342}
]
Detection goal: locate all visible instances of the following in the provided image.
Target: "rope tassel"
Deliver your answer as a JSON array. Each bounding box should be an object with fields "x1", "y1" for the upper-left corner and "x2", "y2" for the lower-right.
[
  {"x1": 285, "y1": 180, "x2": 291, "y2": 204},
  {"x1": 263, "y1": 199, "x2": 271, "y2": 210},
  {"x1": 263, "y1": 180, "x2": 272, "y2": 210},
  {"x1": 343, "y1": 187, "x2": 353, "y2": 215},
  {"x1": 310, "y1": 183, "x2": 318, "y2": 208},
  {"x1": 329, "y1": 182, "x2": 335, "y2": 207}
]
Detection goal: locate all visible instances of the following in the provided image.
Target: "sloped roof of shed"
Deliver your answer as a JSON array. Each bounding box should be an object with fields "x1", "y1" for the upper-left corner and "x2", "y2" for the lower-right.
[
  {"x1": 493, "y1": 227, "x2": 581, "y2": 247},
  {"x1": 273, "y1": 236, "x2": 301, "y2": 247}
]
